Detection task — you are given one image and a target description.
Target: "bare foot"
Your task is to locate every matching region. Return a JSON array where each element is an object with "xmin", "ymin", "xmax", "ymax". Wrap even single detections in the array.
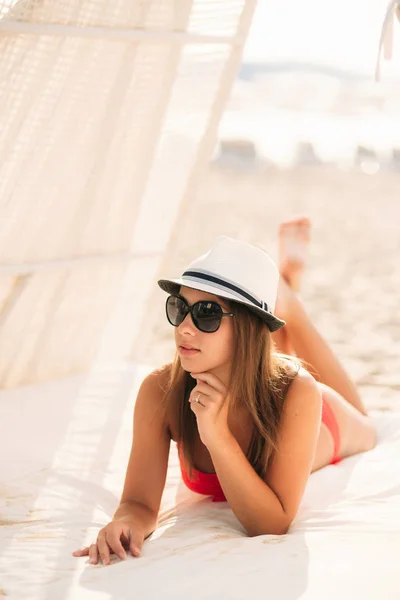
[{"xmin": 278, "ymin": 217, "xmax": 311, "ymax": 292}]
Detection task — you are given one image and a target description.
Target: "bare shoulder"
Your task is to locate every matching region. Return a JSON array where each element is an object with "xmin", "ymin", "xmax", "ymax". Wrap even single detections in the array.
[
  {"xmin": 134, "ymin": 363, "xmax": 172, "ymax": 424},
  {"xmin": 141, "ymin": 363, "xmax": 172, "ymax": 396},
  {"xmin": 283, "ymin": 367, "xmax": 322, "ymax": 415},
  {"xmin": 139, "ymin": 363, "xmax": 172, "ymax": 398}
]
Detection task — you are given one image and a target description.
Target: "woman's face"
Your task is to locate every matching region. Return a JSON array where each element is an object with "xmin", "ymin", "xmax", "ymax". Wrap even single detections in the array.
[{"xmin": 174, "ymin": 286, "xmax": 235, "ymax": 380}]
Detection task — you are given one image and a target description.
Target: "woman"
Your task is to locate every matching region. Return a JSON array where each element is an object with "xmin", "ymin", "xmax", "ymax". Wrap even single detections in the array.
[{"xmin": 73, "ymin": 218, "xmax": 377, "ymax": 566}]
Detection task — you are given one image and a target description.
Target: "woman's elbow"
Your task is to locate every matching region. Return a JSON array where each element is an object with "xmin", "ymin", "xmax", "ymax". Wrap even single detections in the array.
[
  {"xmin": 247, "ymin": 518, "xmax": 291, "ymax": 537},
  {"xmin": 250, "ymin": 526, "xmax": 289, "ymax": 537}
]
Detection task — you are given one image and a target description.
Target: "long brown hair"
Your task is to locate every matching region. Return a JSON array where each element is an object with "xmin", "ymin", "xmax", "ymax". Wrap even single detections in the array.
[{"xmin": 160, "ymin": 298, "xmax": 303, "ymax": 480}]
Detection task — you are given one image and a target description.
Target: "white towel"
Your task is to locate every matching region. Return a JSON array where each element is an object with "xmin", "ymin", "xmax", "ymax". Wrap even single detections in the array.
[{"xmin": 1, "ymin": 362, "xmax": 400, "ymax": 599}]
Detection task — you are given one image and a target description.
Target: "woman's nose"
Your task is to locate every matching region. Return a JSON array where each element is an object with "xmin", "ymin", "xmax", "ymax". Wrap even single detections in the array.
[{"xmin": 177, "ymin": 311, "xmax": 197, "ymax": 334}]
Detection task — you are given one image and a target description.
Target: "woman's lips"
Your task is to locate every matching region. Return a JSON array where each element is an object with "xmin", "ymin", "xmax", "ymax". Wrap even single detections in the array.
[{"xmin": 179, "ymin": 346, "xmax": 200, "ymax": 356}]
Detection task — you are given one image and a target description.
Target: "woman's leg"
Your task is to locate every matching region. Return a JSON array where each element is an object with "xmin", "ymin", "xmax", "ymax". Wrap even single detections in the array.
[
  {"xmin": 271, "ymin": 326, "xmax": 295, "ymax": 356},
  {"xmin": 272, "ymin": 218, "xmax": 368, "ymax": 416},
  {"xmin": 272, "ymin": 218, "xmax": 311, "ymax": 357}
]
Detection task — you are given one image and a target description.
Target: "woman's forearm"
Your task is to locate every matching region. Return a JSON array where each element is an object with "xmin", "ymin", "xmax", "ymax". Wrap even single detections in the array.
[
  {"xmin": 208, "ymin": 433, "xmax": 290, "ymax": 537},
  {"xmin": 112, "ymin": 500, "xmax": 158, "ymax": 539}
]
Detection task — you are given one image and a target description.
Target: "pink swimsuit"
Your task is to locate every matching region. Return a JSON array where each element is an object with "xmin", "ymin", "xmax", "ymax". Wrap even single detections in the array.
[{"xmin": 178, "ymin": 393, "xmax": 341, "ymax": 502}]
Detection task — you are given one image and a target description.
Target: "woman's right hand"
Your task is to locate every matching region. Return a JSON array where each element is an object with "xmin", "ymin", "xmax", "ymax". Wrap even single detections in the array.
[{"xmin": 72, "ymin": 520, "xmax": 144, "ymax": 565}]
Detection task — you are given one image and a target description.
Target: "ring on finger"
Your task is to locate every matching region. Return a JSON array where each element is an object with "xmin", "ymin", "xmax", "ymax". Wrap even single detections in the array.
[{"xmin": 195, "ymin": 393, "xmax": 202, "ymax": 404}]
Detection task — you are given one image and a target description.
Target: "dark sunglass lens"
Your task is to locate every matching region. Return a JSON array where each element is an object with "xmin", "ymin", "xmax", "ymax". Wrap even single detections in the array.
[
  {"xmin": 193, "ymin": 301, "xmax": 223, "ymax": 332},
  {"xmin": 166, "ymin": 296, "xmax": 187, "ymax": 326}
]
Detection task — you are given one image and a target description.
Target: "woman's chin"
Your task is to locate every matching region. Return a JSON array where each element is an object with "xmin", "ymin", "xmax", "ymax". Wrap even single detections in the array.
[{"xmin": 178, "ymin": 354, "xmax": 204, "ymax": 370}]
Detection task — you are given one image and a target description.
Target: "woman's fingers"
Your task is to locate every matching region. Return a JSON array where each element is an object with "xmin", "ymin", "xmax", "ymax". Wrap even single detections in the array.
[
  {"xmin": 88, "ymin": 543, "xmax": 99, "ymax": 565},
  {"xmin": 128, "ymin": 528, "xmax": 142, "ymax": 557},
  {"xmin": 105, "ymin": 530, "xmax": 126, "ymax": 561},
  {"xmin": 192, "ymin": 382, "xmax": 212, "ymax": 396},
  {"xmin": 191, "ymin": 380, "xmax": 224, "ymax": 402},
  {"xmin": 97, "ymin": 533, "xmax": 111, "ymax": 565},
  {"xmin": 190, "ymin": 386, "xmax": 211, "ymax": 405},
  {"xmin": 73, "ymin": 524, "xmax": 144, "ymax": 565},
  {"xmin": 191, "ymin": 372, "xmax": 226, "ymax": 393},
  {"xmin": 72, "ymin": 547, "xmax": 89, "ymax": 557}
]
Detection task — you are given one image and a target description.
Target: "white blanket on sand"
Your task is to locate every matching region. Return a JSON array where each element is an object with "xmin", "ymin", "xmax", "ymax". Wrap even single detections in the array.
[{"xmin": 1, "ymin": 362, "xmax": 400, "ymax": 600}]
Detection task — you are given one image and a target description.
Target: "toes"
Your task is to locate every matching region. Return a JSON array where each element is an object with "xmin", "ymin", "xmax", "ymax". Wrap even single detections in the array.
[
  {"xmin": 279, "ymin": 219, "xmax": 297, "ymax": 234},
  {"xmin": 279, "ymin": 218, "xmax": 305, "ymax": 231},
  {"xmin": 279, "ymin": 217, "xmax": 311, "ymax": 241},
  {"xmin": 299, "ymin": 216, "xmax": 311, "ymax": 227},
  {"xmin": 299, "ymin": 217, "xmax": 311, "ymax": 237}
]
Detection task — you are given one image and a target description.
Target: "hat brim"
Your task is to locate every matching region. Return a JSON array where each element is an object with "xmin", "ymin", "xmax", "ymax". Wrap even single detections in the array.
[{"xmin": 158, "ymin": 278, "xmax": 286, "ymax": 333}]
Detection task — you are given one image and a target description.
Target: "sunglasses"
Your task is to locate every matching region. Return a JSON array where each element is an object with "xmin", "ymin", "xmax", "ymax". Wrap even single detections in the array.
[{"xmin": 165, "ymin": 294, "xmax": 234, "ymax": 333}]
